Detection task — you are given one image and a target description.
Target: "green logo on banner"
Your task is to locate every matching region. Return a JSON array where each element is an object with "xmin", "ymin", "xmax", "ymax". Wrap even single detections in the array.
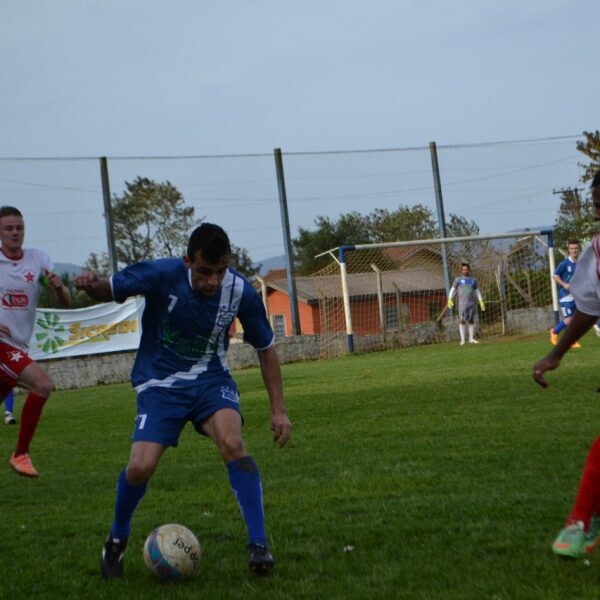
[{"xmin": 35, "ymin": 313, "xmax": 66, "ymax": 354}]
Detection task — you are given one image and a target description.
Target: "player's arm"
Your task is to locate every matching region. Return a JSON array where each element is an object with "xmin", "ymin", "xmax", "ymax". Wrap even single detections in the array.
[
  {"xmin": 553, "ymin": 272, "xmax": 570, "ymax": 291},
  {"xmin": 256, "ymin": 345, "xmax": 291, "ymax": 448},
  {"xmin": 533, "ymin": 310, "xmax": 597, "ymax": 388},
  {"xmin": 44, "ymin": 270, "xmax": 71, "ymax": 308},
  {"xmin": 447, "ymin": 286, "xmax": 456, "ymax": 308},
  {"xmin": 475, "ymin": 288, "xmax": 485, "ymax": 310},
  {"xmin": 74, "ymin": 271, "xmax": 114, "ymax": 302}
]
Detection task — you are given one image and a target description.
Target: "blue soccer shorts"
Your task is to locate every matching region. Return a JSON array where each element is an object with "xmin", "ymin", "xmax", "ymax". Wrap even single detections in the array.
[
  {"xmin": 131, "ymin": 378, "xmax": 243, "ymax": 447},
  {"xmin": 559, "ymin": 298, "xmax": 576, "ymax": 319}
]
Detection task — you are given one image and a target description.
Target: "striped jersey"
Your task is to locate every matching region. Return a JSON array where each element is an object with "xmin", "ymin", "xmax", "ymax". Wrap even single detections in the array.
[
  {"xmin": 110, "ymin": 258, "xmax": 274, "ymax": 392},
  {"xmin": 554, "ymin": 256, "xmax": 577, "ymax": 300}
]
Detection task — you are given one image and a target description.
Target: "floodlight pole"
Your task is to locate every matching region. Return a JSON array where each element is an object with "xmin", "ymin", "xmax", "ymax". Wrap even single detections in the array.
[{"xmin": 429, "ymin": 142, "xmax": 452, "ymax": 305}]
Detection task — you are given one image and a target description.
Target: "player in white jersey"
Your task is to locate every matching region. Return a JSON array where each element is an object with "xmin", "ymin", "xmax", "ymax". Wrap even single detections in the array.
[
  {"xmin": 533, "ymin": 171, "xmax": 600, "ymax": 559},
  {"xmin": 0, "ymin": 206, "xmax": 71, "ymax": 477},
  {"xmin": 74, "ymin": 223, "xmax": 291, "ymax": 579}
]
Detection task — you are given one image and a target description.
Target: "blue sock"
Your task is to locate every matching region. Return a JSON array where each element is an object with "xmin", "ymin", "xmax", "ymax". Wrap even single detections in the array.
[
  {"xmin": 4, "ymin": 390, "xmax": 14, "ymax": 413},
  {"xmin": 227, "ymin": 456, "xmax": 267, "ymax": 547},
  {"xmin": 553, "ymin": 321, "xmax": 566, "ymax": 334},
  {"xmin": 111, "ymin": 469, "xmax": 148, "ymax": 540}
]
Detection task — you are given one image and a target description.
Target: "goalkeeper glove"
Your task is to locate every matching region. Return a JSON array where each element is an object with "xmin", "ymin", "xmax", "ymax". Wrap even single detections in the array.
[
  {"xmin": 479, "ymin": 300, "xmax": 485, "ymax": 311},
  {"xmin": 447, "ymin": 298, "xmax": 454, "ymax": 309}
]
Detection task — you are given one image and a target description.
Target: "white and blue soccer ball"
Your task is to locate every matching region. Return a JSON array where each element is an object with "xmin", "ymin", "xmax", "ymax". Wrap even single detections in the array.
[{"xmin": 143, "ymin": 523, "xmax": 201, "ymax": 580}]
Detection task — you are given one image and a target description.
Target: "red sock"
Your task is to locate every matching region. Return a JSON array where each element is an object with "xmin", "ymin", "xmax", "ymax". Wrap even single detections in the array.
[
  {"xmin": 15, "ymin": 392, "xmax": 48, "ymax": 456},
  {"xmin": 568, "ymin": 436, "xmax": 600, "ymax": 528}
]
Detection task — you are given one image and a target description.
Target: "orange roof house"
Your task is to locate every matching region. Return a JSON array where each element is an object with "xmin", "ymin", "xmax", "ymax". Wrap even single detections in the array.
[{"xmin": 257, "ymin": 246, "xmax": 447, "ymax": 337}]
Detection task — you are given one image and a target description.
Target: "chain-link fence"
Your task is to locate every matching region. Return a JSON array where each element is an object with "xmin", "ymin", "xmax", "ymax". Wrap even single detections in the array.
[{"xmin": 0, "ymin": 135, "xmax": 584, "ymax": 275}]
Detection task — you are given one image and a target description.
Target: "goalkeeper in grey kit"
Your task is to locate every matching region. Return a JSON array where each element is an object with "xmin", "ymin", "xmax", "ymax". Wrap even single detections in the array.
[{"xmin": 447, "ymin": 262, "xmax": 485, "ymax": 345}]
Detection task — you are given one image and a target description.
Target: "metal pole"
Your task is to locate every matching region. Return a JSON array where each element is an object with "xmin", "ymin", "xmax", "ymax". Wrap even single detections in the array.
[
  {"xmin": 99, "ymin": 157, "xmax": 118, "ymax": 274},
  {"xmin": 546, "ymin": 230, "xmax": 559, "ymax": 325},
  {"xmin": 273, "ymin": 148, "xmax": 301, "ymax": 335},
  {"xmin": 429, "ymin": 142, "xmax": 452, "ymax": 304},
  {"xmin": 371, "ymin": 263, "xmax": 385, "ymax": 333}
]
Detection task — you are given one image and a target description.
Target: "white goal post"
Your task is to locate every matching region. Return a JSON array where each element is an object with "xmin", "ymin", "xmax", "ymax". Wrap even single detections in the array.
[{"xmin": 311, "ymin": 229, "xmax": 559, "ymax": 355}]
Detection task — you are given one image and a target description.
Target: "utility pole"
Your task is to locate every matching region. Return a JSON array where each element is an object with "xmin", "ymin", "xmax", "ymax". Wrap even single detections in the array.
[
  {"xmin": 552, "ymin": 186, "xmax": 584, "ymax": 196},
  {"xmin": 552, "ymin": 186, "xmax": 585, "ymax": 221}
]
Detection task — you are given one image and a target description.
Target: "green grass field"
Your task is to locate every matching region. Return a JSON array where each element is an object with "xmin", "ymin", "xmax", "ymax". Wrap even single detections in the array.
[{"xmin": 3, "ymin": 332, "xmax": 600, "ymax": 599}]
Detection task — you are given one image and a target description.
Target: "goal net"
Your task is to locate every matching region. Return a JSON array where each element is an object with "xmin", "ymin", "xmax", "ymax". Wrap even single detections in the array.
[{"xmin": 309, "ymin": 231, "xmax": 556, "ymax": 358}]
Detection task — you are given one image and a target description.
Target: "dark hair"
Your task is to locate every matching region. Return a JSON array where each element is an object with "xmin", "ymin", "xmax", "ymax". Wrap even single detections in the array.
[
  {"xmin": 461, "ymin": 262, "xmax": 470, "ymax": 269},
  {"xmin": 187, "ymin": 223, "xmax": 231, "ymax": 263},
  {"xmin": 567, "ymin": 239, "xmax": 580, "ymax": 246},
  {"xmin": 0, "ymin": 206, "xmax": 23, "ymax": 219},
  {"xmin": 591, "ymin": 171, "xmax": 600, "ymax": 189}
]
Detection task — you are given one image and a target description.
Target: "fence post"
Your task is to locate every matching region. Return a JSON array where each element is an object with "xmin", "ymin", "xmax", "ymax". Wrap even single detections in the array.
[
  {"xmin": 99, "ymin": 157, "xmax": 118, "ymax": 273},
  {"xmin": 273, "ymin": 148, "xmax": 301, "ymax": 335},
  {"xmin": 429, "ymin": 142, "xmax": 452, "ymax": 305}
]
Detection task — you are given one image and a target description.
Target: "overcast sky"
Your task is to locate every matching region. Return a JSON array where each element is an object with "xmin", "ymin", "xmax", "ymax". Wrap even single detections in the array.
[{"xmin": 1, "ymin": 1, "xmax": 598, "ymax": 264}]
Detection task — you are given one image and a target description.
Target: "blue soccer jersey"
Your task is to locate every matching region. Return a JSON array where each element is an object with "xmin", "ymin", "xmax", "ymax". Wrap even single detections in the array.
[
  {"xmin": 554, "ymin": 257, "xmax": 577, "ymax": 300},
  {"xmin": 110, "ymin": 258, "xmax": 274, "ymax": 393}
]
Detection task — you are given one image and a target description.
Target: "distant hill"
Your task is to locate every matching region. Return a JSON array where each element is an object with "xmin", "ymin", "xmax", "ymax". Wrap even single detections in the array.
[
  {"xmin": 54, "ymin": 262, "xmax": 83, "ymax": 276},
  {"xmin": 254, "ymin": 255, "xmax": 286, "ymax": 276}
]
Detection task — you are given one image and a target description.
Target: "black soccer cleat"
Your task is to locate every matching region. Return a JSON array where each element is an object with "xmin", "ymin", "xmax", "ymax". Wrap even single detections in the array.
[
  {"xmin": 100, "ymin": 534, "xmax": 128, "ymax": 579},
  {"xmin": 248, "ymin": 543, "xmax": 275, "ymax": 575}
]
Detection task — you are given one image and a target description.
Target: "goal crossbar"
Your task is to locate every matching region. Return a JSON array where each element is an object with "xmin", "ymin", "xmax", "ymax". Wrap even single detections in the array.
[{"xmin": 312, "ymin": 229, "xmax": 557, "ymax": 354}]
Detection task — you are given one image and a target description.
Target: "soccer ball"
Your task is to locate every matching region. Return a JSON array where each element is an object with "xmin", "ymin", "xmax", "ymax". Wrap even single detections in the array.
[{"xmin": 143, "ymin": 523, "xmax": 201, "ymax": 580}]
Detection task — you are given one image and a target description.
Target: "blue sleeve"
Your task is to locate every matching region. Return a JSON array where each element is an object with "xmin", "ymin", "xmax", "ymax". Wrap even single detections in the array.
[
  {"xmin": 554, "ymin": 260, "xmax": 566, "ymax": 278},
  {"xmin": 111, "ymin": 260, "xmax": 165, "ymax": 303},
  {"xmin": 237, "ymin": 283, "xmax": 274, "ymax": 350}
]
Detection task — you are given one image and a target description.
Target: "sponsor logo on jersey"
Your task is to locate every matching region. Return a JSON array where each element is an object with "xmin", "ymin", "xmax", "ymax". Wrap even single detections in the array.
[
  {"xmin": 216, "ymin": 308, "xmax": 237, "ymax": 328},
  {"xmin": 220, "ymin": 386, "xmax": 240, "ymax": 404},
  {"xmin": 2, "ymin": 292, "xmax": 29, "ymax": 308}
]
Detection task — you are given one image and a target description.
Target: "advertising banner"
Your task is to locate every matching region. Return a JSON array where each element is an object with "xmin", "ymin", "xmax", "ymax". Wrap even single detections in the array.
[{"xmin": 28, "ymin": 297, "xmax": 144, "ymax": 361}]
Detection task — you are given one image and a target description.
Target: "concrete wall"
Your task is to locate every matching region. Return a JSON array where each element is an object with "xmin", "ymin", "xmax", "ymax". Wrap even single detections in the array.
[{"xmin": 40, "ymin": 306, "xmax": 554, "ymax": 391}]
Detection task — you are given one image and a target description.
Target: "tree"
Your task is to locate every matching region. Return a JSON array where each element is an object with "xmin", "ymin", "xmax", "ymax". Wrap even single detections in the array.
[
  {"xmin": 576, "ymin": 130, "xmax": 600, "ymax": 184},
  {"xmin": 445, "ymin": 214, "xmax": 479, "ymax": 238},
  {"xmin": 86, "ymin": 178, "xmax": 259, "ymax": 279},
  {"xmin": 84, "ymin": 251, "xmax": 111, "ymax": 277},
  {"xmin": 292, "ymin": 204, "xmax": 479, "ymax": 274},
  {"xmin": 367, "ymin": 205, "xmax": 438, "ymax": 242},
  {"xmin": 553, "ymin": 130, "xmax": 600, "ymax": 250},
  {"xmin": 111, "ymin": 177, "xmax": 199, "ymax": 266},
  {"xmin": 553, "ymin": 188, "xmax": 597, "ymax": 251},
  {"xmin": 293, "ymin": 212, "xmax": 372, "ymax": 274},
  {"xmin": 231, "ymin": 244, "xmax": 260, "ymax": 278}
]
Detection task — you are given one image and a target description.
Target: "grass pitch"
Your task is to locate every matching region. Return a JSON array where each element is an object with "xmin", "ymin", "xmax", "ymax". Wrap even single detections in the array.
[{"xmin": 2, "ymin": 332, "xmax": 600, "ymax": 599}]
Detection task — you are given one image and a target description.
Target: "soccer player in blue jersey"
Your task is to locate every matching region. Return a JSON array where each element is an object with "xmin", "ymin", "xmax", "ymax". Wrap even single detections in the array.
[
  {"xmin": 74, "ymin": 223, "xmax": 291, "ymax": 579},
  {"xmin": 550, "ymin": 239, "xmax": 582, "ymax": 348},
  {"xmin": 447, "ymin": 263, "xmax": 485, "ymax": 345}
]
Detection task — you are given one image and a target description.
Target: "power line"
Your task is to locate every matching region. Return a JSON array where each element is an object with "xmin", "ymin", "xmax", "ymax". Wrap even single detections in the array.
[{"xmin": 0, "ymin": 134, "xmax": 582, "ymax": 161}]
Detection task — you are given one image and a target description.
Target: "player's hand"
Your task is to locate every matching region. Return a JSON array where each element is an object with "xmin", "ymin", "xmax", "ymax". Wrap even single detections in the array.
[
  {"xmin": 479, "ymin": 301, "xmax": 485, "ymax": 311},
  {"xmin": 532, "ymin": 355, "xmax": 561, "ymax": 388},
  {"xmin": 271, "ymin": 411, "xmax": 291, "ymax": 448},
  {"xmin": 0, "ymin": 322, "xmax": 11, "ymax": 338},
  {"xmin": 447, "ymin": 299, "xmax": 454, "ymax": 309},
  {"xmin": 44, "ymin": 270, "xmax": 63, "ymax": 290},
  {"xmin": 74, "ymin": 271, "xmax": 99, "ymax": 291}
]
